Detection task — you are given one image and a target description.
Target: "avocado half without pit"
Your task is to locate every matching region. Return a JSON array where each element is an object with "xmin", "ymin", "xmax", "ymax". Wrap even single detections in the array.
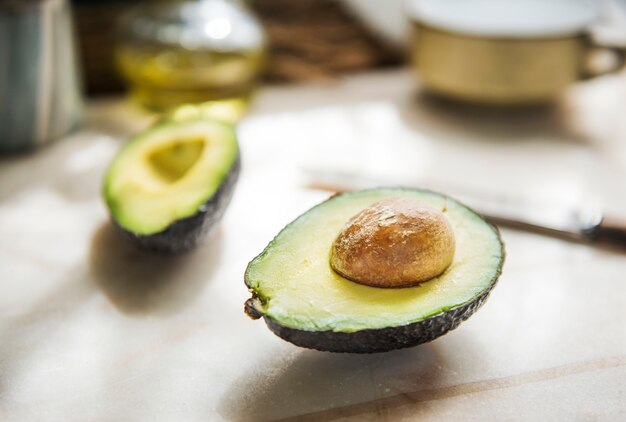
[
  {"xmin": 103, "ymin": 118, "xmax": 240, "ymax": 252},
  {"xmin": 244, "ymin": 188, "xmax": 505, "ymax": 353}
]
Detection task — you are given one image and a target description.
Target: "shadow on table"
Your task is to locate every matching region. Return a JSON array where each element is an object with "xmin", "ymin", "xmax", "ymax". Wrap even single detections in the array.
[
  {"xmin": 89, "ymin": 222, "xmax": 223, "ymax": 316},
  {"xmin": 400, "ymin": 91, "xmax": 584, "ymax": 146},
  {"xmin": 218, "ymin": 343, "xmax": 448, "ymax": 422}
]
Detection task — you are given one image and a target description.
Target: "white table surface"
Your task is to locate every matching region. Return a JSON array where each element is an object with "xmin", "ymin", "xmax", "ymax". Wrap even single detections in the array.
[{"xmin": 1, "ymin": 69, "xmax": 626, "ymax": 421}]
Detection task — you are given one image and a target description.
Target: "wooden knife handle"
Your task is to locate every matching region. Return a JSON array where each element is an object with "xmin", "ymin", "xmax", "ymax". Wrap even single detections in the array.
[{"xmin": 594, "ymin": 215, "xmax": 626, "ymax": 245}]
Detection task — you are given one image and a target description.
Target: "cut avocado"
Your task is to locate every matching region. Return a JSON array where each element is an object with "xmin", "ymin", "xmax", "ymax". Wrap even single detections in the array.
[
  {"xmin": 244, "ymin": 188, "xmax": 504, "ymax": 353},
  {"xmin": 103, "ymin": 118, "xmax": 240, "ymax": 252}
]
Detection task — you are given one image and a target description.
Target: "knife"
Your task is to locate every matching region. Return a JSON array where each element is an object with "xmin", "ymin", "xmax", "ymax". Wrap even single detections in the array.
[{"xmin": 302, "ymin": 169, "xmax": 626, "ymax": 247}]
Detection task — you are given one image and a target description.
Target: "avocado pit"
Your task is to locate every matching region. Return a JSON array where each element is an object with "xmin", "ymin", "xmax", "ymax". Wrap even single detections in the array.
[{"xmin": 330, "ymin": 197, "xmax": 456, "ymax": 288}]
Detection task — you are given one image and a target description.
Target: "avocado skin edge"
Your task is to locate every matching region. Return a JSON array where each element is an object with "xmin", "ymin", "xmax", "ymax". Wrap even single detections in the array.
[
  {"xmin": 114, "ymin": 152, "xmax": 241, "ymax": 253},
  {"xmin": 245, "ymin": 187, "xmax": 505, "ymax": 353},
  {"xmin": 262, "ymin": 271, "xmax": 499, "ymax": 353}
]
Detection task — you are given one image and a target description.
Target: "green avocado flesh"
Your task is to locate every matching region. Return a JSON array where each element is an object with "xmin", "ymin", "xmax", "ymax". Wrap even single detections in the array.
[
  {"xmin": 104, "ymin": 119, "xmax": 238, "ymax": 235},
  {"xmin": 245, "ymin": 188, "xmax": 504, "ymax": 334}
]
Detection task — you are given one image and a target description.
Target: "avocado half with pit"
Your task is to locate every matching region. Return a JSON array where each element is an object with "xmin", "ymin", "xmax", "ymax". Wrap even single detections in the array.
[
  {"xmin": 244, "ymin": 188, "xmax": 505, "ymax": 353},
  {"xmin": 103, "ymin": 118, "xmax": 240, "ymax": 252}
]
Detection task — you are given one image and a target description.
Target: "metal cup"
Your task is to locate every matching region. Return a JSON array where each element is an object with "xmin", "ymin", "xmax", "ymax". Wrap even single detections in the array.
[
  {"xmin": 0, "ymin": 0, "xmax": 82, "ymax": 152},
  {"xmin": 408, "ymin": 0, "xmax": 625, "ymax": 105}
]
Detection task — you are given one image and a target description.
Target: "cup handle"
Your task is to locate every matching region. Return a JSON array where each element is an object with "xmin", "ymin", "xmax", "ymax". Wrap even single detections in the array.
[
  {"xmin": 582, "ymin": 35, "xmax": 626, "ymax": 79},
  {"xmin": 594, "ymin": 214, "xmax": 626, "ymax": 246}
]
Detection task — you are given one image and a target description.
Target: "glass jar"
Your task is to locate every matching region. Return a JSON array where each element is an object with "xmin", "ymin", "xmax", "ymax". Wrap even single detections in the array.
[{"xmin": 115, "ymin": 0, "xmax": 266, "ymax": 119}]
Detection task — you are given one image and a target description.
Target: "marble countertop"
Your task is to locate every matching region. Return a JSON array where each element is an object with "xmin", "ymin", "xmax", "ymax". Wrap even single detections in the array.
[{"xmin": 1, "ymin": 70, "xmax": 626, "ymax": 421}]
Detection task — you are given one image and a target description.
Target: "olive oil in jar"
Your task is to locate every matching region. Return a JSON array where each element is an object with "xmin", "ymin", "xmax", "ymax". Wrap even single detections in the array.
[{"xmin": 115, "ymin": 0, "xmax": 265, "ymax": 117}]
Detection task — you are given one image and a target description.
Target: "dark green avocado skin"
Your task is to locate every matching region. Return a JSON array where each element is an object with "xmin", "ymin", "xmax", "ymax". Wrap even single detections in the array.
[
  {"xmin": 115, "ymin": 153, "xmax": 240, "ymax": 253},
  {"xmin": 262, "ymin": 278, "xmax": 498, "ymax": 353}
]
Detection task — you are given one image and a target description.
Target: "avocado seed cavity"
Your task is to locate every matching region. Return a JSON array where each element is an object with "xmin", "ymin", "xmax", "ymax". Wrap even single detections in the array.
[{"xmin": 330, "ymin": 197, "xmax": 456, "ymax": 288}]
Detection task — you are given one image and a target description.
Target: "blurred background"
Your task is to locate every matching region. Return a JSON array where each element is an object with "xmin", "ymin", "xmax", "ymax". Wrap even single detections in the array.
[
  {"xmin": 71, "ymin": 0, "xmax": 626, "ymax": 94},
  {"xmin": 73, "ymin": 0, "xmax": 402, "ymax": 96},
  {"xmin": 4, "ymin": 0, "xmax": 626, "ymax": 146}
]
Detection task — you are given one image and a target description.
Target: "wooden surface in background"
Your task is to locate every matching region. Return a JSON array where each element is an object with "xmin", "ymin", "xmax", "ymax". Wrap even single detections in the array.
[{"xmin": 73, "ymin": 0, "xmax": 400, "ymax": 95}]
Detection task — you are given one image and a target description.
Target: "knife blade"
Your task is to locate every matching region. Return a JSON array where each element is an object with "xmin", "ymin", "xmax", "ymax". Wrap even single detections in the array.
[{"xmin": 302, "ymin": 169, "xmax": 626, "ymax": 247}]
